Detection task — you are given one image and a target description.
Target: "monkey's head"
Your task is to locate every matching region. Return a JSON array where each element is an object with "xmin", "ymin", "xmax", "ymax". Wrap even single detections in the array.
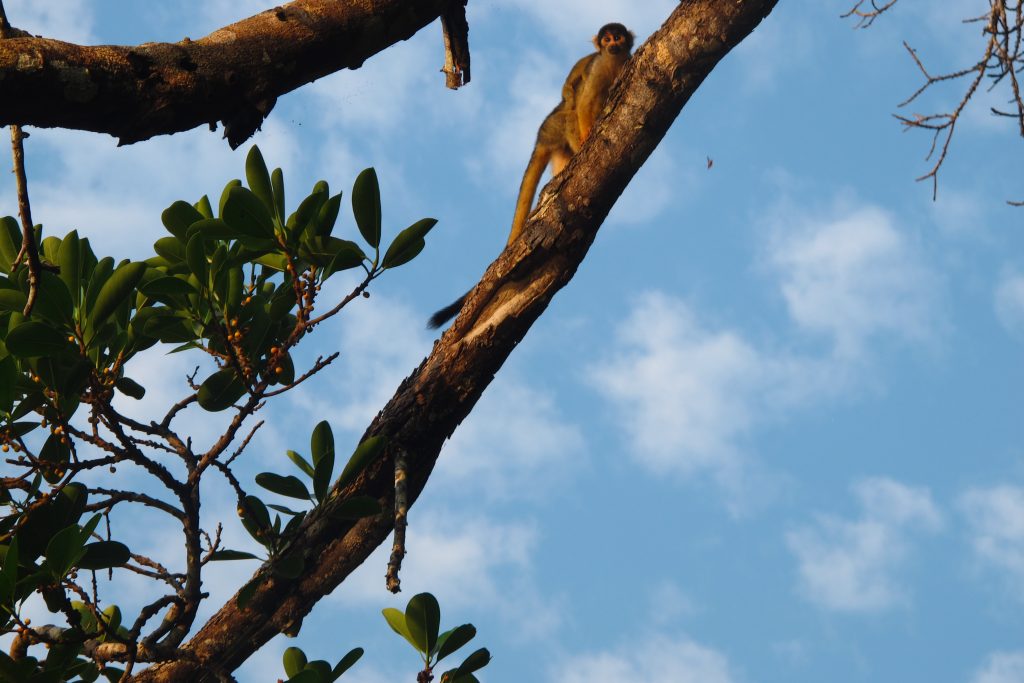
[{"xmin": 593, "ymin": 22, "xmax": 634, "ymax": 56}]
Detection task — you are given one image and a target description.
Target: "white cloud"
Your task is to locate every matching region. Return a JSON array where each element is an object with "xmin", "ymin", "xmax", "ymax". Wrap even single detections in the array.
[
  {"xmin": 333, "ymin": 509, "xmax": 560, "ymax": 639},
  {"xmin": 765, "ymin": 200, "xmax": 939, "ymax": 358},
  {"xmin": 960, "ymin": 484, "xmax": 1024, "ymax": 597},
  {"xmin": 586, "ymin": 291, "xmax": 836, "ymax": 508},
  {"xmin": 971, "ymin": 651, "xmax": 1024, "ymax": 683},
  {"xmin": 549, "ymin": 634, "xmax": 736, "ymax": 683},
  {"xmin": 786, "ymin": 477, "xmax": 942, "ymax": 613},
  {"xmin": 500, "ymin": 1, "xmax": 676, "ymax": 51},
  {"xmin": 194, "ymin": 0, "xmax": 275, "ymax": 32},
  {"xmin": 4, "ymin": 0, "xmax": 95, "ymax": 42},
  {"xmin": 646, "ymin": 579, "xmax": 697, "ymax": 625},
  {"xmin": 587, "ymin": 292, "xmax": 760, "ymax": 481},
  {"xmin": 436, "ymin": 376, "xmax": 585, "ymax": 501},
  {"xmin": 479, "ymin": 48, "xmax": 570, "ymax": 182},
  {"xmin": 994, "ymin": 272, "xmax": 1024, "ymax": 339},
  {"xmin": 927, "ymin": 189, "xmax": 990, "ymax": 239},
  {"xmin": 307, "ymin": 36, "xmax": 438, "ymax": 133},
  {"xmin": 731, "ymin": 9, "xmax": 815, "ymax": 92},
  {"xmin": 21, "ymin": 121, "xmax": 299, "ymax": 261},
  {"xmin": 605, "ymin": 149, "xmax": 682, "ymax": 227},
  {"xmin": 287, "ymin": 289, "xmax": 430, "ymax": 434}
]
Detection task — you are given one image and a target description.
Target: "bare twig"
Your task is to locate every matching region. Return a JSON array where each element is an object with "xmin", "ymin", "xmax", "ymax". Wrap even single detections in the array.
[
  {"xmin": 848, "ymin": 0, "xmax": 1024, "ymax": 202},
  {"xmin": 842, "ymin": 0, "xmax": 900, "ymax": 28},
  {"xmin": 440, "ymin": 0, "xmax": 471, "ymax": 89},
  {"xmin": 385, "ymin": 449, "xmax": 408, "ymax": 593}
]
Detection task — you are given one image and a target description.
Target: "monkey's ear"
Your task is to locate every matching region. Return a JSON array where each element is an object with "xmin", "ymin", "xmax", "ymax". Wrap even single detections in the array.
[{"xmin": 591, "ymin": 34, "xmax": 600, "ymax": 49}]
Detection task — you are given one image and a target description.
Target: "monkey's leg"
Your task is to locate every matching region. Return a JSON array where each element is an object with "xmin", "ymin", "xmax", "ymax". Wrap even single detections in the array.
[{"xmin": 550, "ymin": 150, "xmax": 571, "ymax": 175}]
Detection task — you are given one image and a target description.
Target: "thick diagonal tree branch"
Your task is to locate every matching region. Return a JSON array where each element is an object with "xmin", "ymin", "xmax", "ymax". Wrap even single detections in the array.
[
  {"xmin": 132, "ymin": 1, "xmax": 779, "ymax": 681},
  {"xmin": 0, "ymin": 0, "xmax": 456, "ymax": 147}
]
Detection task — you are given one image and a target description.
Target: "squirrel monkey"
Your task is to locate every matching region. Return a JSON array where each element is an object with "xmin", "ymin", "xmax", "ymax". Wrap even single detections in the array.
[
  {"xmin": 508, "ymin": 22, "xmax": 634, "ymax": 245},
  {"xmin": 427, "ymin": 23, "xmax": 633, "ymax": 330}
]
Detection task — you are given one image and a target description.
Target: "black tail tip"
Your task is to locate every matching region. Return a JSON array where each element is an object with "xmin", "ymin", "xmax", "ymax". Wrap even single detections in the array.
[{"xmin": 427, "ymin": 295, "xmax": 467, "ymax": 329}]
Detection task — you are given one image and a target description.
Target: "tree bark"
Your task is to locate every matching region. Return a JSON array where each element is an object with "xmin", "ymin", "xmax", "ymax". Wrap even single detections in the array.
[
  {"xmin": 0, "ymin": 0, "xmax": 454, "ymax": 146},
  {"xmin": 131, "ymin": 0, "xmax": 779, "ymax": 680}
]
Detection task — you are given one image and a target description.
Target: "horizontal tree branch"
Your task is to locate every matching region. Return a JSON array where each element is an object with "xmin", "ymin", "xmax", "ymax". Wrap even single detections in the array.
[
  {"xmin": 131, "ymin": 0, "xmax": 779, "ymax": 680},
  {"xmin": 0, "ymin": 0, "xmax": 454, "ymax": 146}
]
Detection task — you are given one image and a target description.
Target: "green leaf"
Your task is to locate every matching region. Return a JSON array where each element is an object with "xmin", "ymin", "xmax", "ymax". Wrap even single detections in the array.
[
  {"xmin": 381, "ymin": 218, "xmax": 437, "ymax": 269},
  {"xmin": 32, "ymin": 271, "xmax": 75, "ymax": 326},
  {"xmin": 271, "ymin": 167, "xmax": 286, "ymax": 224},
  {"xmin": 241, "ymin": 495, "xmax": 271, "ymax": 529},
  {"xmin": 153, "ymin": 236, "xmax": 186, "ymax": 264},
  {"xmin": 273, "ymin": 552, "xmax": 304, "ymax": 579},
  {"xmin": 237, "ymin": 575, "xmax": 263, "ymax": 609},
  {"xmin": 331, "ymin": 647, "xmax": 363, "ymax": 680},
  {"xmin": 435, "ymin": 624, "xmax": 476, "ymax": 662},
  {"xmin": 138, "ymin": 276, "xmax": 196, "ymax": 302},
  {"xmin": 58, "ymin": 230, "xmax": 81, "ymax": 308},
  {"xmin": 223, "ymin": 186, "xmax": 276, "ymax": 238},
  {"xmin": 0, "ymin": 355, "xmax": 15, "ymax": 413},
  {"xmin": 286, "ymin": 450, "xmax": 315, "ymax": 478},
  {"xmin": 307, "ymin": 660, "xmax": 332, "ymax": 682},
  {"xmin": 185, "ymin": 233, "xmax": 207, "ymax": 281},
  {"xmin": 441, "ymin": 673, "xmax": 479, "ymax": 683},
  {"xmin": 451, "ymin": 648, "xmax": 491, "ymax": 677},
  {"xmin": 208, "ymin": 550, "xmax": 259, "ymax": 561},
  {"xmin": 316, "ymin": 193, "xmax": 342, "ymax": 238},
  {"xmin": 290, "ymin": 188, "xmax": 327, "ymax": 240},
  {"xmin": 246, "ymin": 146, "xmax": 275, "ymax": 216},
  {"xmin": 46, "ymin": 524, "xmax": 87, "ymax": 578},
  {"xmin": 255, "ymin": 253, "xmax": 289, "ymax": 272},
  {"xmin": 195, "ymin": 194, "xmax": 214, "ymax": 219},
  {"xmin": 285, "ymin": 671, "xmax": 321, "ymax": 683},
  {"xmin": 161, "ymin": 200, "xmax": 204, "ymax": 239},
  {"xmin": 78, "ymin": 541, "xmax": 130, "ymax": 570},
  {"xmin": 283, "ymin": 646, "xmax": 308, "ymax": 678},
  {"xmin": 337, "ymin": 436, "xmax": 384, "ymax": 490},
  {"xmin": 219, "ymin": 179, "xmax": 242, "ymax": 217},
  {"xmin": 405, "ymin": 592, "xmax": 441, "ymax": 656},
  {"xmin": 187, "ymin": 218, "xmax": 238, "ymax": 241},
  {"xmin": 381, "ymin": 608, "xmax": 420, "ymax": 651},
  {"xmin": 268, "ymin": 503, "xmax": 303, "ymax": 516},
  {"xmin": 238, "ymin": 495, "xmax": 273, "ymax": 548},
  {"xmin": 115, "ymin": 377, "xmax": 146, "ymax": 400},
  {"xmin": 84, "ymin": 256, "xmax": 114, "ymax": 316},
  {"xmin": 0, "ymin": 216, "xmax": 20, "ymax": 272},
  {"xmin": 351, "ymin": 168, "xmax": 381, "ymax": 249},
  {"xmin": 0, "ymin": 536, "xmax": 19, "ymax": 606},
  {"xmin": 311, "ymin": 421, "xmax": 334, "ymax": 467},
  {"xmin": 268, "ymin": 351, "xmax": 295, "ymax": 385},
  {"xmin": 39, "ymin": 433, "xmax": 71, "ymax": 484},
  {"xmin": 99, "ymin": 605, "xmax": 122, "ymax": 642},
  {"xmin": 89, "ymin": 262, "xmax": 146, "ymax": 330},
  {"xmin": 0, "ymin": 289, "xmax": 27, "ymax": 313},
  {"xmin": 41, "ymin": 235, "xmax": 62, "ymax": 264},
  {"xmin": 311, "ymin": 421, "xmax": 335, "ymax": 503},
  {"xmin": 255, "ymin": 472, "xmax": 311, "ymax": 500},
  {"xmin": 312, "ymin": 459, "xmax": 333, "ymax": 504},
  {"xmin": 196, "ymin": 369, "xmax": 247, "ymax": 412},
  {"xmin": 323, "ymin": 239, "xmax": 366, "ymax": 278},
  {"xmin": 330, "ymin": 496, "xmax": 381, "ymax": 520},
  {"xmin": 5, "ymin": 321, "xmax": 71, "ymax": 357}
]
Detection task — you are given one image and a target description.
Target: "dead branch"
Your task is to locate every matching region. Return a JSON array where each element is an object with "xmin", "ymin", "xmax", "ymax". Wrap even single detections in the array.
[
  {"xmin": 848, "ymin": 0, "xmax": 1024, "ymax": 201},
  {"xmin": 0, "ymin": 0, "xmax": 460, "ymax": 147}
]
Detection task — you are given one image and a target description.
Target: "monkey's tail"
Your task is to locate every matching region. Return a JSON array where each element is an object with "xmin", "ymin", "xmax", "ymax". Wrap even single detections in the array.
[
  {"xmin": 508, "ymin": 147, "xmax": 551, "ymax": 245},
  {"xmin": 427, "ymin": 292, "xmax": 469, "ymax": 329}
]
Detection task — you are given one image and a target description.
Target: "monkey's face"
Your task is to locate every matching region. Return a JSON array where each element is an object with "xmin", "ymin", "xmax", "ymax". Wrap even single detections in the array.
[{"xmin": 595, "ymin": 23, "xmax": 634, "ymax": 55}]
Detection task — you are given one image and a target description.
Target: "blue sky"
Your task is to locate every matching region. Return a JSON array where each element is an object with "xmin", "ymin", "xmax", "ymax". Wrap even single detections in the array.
[{"xmin": 2, "ymin": 1, "xmax": 1024, "ymax": 682}]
